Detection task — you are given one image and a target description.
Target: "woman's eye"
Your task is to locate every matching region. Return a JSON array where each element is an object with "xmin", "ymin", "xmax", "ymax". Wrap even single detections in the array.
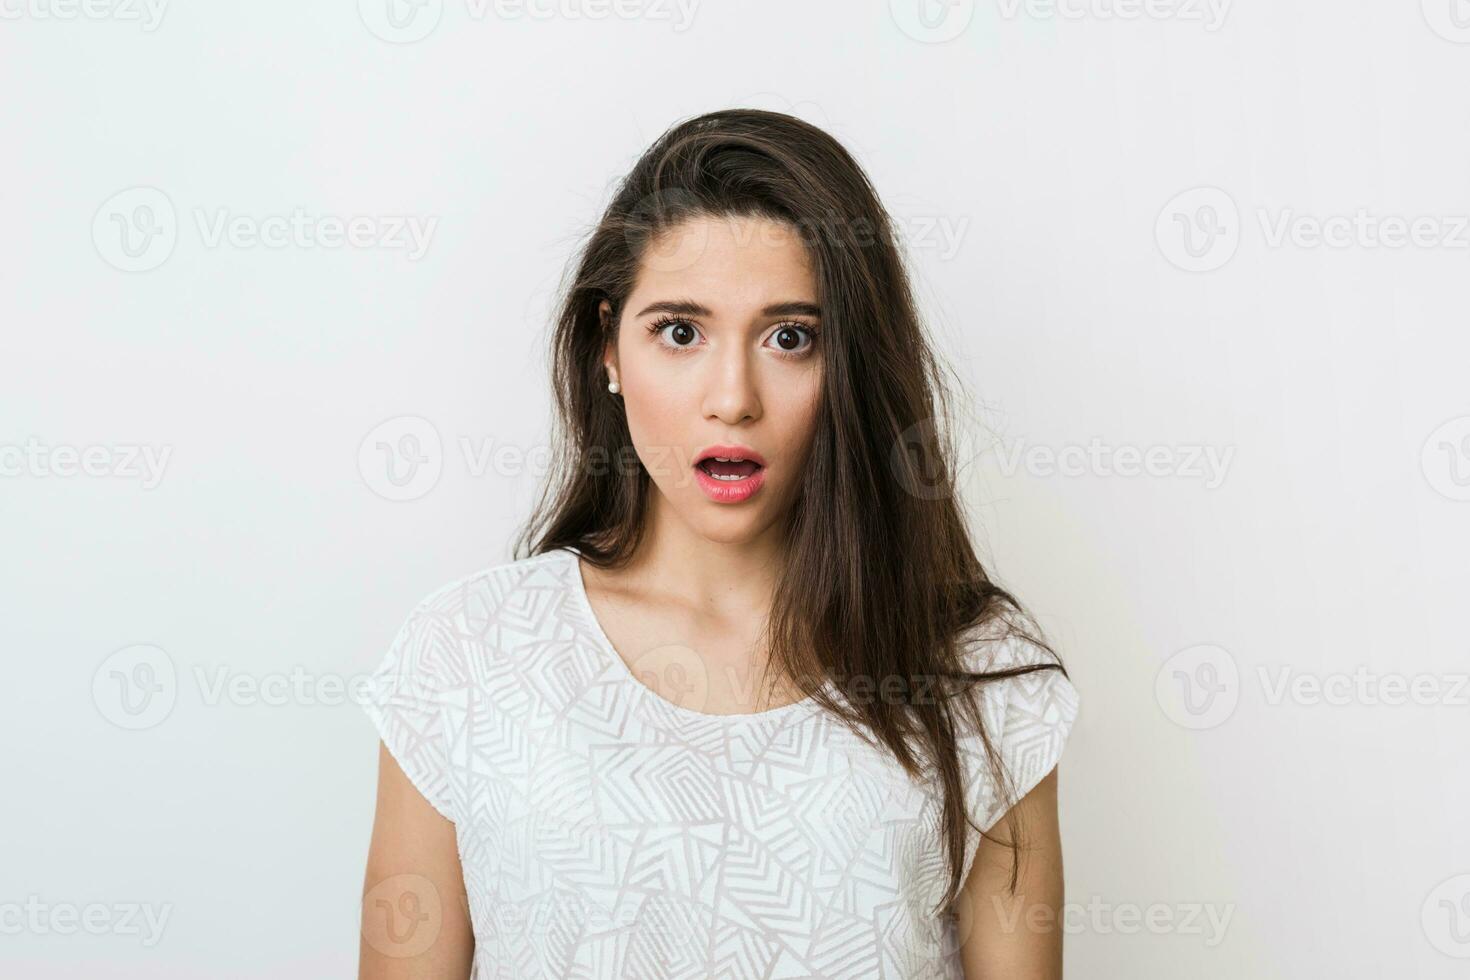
[
  {"xmin": 652, "ymin": 319, "xmax": 702, "ymax": 349},
  {"xmin": 767, "ymin": 324, "xmax": 816, "ymax": 355}
]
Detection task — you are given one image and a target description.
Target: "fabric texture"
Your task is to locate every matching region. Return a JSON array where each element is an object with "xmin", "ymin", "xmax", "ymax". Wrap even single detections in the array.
[{"xmin": 363, "ymin": 547, "xmax": 1079, "ymax": 979}]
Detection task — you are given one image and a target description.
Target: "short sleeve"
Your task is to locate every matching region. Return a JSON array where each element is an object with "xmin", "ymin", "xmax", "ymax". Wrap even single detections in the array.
[
  {"xmin": 361, "ymin": 587, "xmax": 464, "ymax": 825},
  {"xmin": 958, "ymin": 632, "xmax": 1080, "ymax": 836}
]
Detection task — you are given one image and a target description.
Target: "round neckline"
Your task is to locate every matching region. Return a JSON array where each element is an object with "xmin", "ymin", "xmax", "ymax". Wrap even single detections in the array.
[{"xmin": 558, "ymin": 547, "xmax": 829, "ymax": 723}]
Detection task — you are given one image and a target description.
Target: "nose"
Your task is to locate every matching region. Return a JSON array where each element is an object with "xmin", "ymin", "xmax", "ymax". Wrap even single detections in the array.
[{"xmin": 700, "ymin": 346, "xmax": 762, "ymax": 425}]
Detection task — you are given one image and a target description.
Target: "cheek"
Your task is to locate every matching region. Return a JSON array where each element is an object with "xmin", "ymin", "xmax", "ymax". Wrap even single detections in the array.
[
  {"xmin": 620, "ymin": 361, "xmax": 692, "ymax": 476},
  {"xmin": 788, "ymin": 365, "xmax": 824, "ymax": 421},
  {"xmin": 768, "ymin": 369, "xmax": 824, "ymax": 464}
]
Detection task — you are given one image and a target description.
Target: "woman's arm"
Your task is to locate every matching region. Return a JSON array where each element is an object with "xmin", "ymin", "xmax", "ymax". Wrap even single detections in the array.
[
  {"xmin": 958, "ymin": 765, "xmax": 1066, "ymax": 980},
  {"xmin": 359, "ymin": 743, "xmax": 475, "ymax": 979}
]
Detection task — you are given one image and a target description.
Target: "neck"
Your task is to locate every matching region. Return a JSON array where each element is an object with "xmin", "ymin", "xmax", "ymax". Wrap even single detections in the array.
[{"xmin": 625, "ymin": 491, "xmax": 788, "ymax": 618}]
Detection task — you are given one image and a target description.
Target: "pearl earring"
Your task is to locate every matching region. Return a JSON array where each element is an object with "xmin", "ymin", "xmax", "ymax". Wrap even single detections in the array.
[{"xmin": 607, "ymin": 380, "xmax": 621, "ymax": 394}]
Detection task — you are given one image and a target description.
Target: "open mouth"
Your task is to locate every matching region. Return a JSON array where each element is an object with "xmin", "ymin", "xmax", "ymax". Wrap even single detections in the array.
[
  {"xmin": 691, "ymin": 446, "xmax": 768, "ymax": 503},
  {"xmin": 695, "ymin": 456, "xmax": 764, "ymax": 481}
]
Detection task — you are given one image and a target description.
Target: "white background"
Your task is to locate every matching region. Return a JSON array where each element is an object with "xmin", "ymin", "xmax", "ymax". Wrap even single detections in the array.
[{"xmin": 3, "ymin": 1, "xmax": 1469, "ymax": 977}]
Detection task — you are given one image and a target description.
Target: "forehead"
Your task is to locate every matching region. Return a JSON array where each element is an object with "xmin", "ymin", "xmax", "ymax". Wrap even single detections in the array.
[{"xmin": 630, "ymin": 214, "xmax": 817, "ymax": 312}]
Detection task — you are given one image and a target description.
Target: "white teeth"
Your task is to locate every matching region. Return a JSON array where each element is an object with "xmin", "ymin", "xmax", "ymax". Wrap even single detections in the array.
[
  {"xmin": 699, "ymin": 453, "xmax": 760, "ymax": 479},
  {"xmin": 699, "ymin": 457, "xmax": 752, "ymax": 481}
]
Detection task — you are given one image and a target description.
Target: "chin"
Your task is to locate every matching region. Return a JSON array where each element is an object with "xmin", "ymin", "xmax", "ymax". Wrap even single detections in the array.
[{"xmin": 672, "ymin": 494, "xmax": 782, "ymax": 547}]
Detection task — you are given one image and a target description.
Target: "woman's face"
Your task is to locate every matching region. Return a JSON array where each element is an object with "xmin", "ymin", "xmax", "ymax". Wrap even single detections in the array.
[{"xmin": 600, "ymin": 214, "xmax": 824, "ymax": 546}]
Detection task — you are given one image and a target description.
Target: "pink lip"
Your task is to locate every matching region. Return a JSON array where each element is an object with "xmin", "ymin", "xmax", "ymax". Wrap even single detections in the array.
[{"xmin": 692, "ymin": 443, "xmax": 767, "ymax": 504}]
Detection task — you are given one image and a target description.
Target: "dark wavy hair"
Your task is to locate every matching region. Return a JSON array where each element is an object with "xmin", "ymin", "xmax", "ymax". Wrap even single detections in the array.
[{"xmin": 513, "ymin": 108, "xmax": 1069, "ymax": 915}]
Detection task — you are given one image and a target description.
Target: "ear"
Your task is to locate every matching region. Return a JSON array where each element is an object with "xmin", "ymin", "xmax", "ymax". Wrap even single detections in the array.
[{"xmin": 598, "ymin": 300, "xmax": 619, "ymax": 377}]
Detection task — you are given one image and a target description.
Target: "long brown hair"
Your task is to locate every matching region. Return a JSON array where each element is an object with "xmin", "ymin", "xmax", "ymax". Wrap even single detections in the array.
[{"xmin": 513, "ymin": 108, "xmax": 1069, "ymax": 915}]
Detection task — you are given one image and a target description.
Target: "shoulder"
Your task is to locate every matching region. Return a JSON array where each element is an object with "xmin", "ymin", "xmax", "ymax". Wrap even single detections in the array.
[
  {"xmin": 957, "ymin": 615, "xmax": 1059, "ymax": 670},
  {"xmin": 374, "ymin": 548, "xmax": 578, "ymax": 679},
  {"xmin": 958, "ymin": 624, "xmax": 1079, "ymax": 726},
  {"xmin": 955, "ymin": 619, "xmax": 1076, "ymax": 710},
  {"xmin": 396, "ymin": 548, "xmax": 577, "ymax": 631}
]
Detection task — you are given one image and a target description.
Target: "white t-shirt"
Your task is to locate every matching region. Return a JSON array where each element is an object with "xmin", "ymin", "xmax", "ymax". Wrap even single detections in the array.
[{"xmin": 363, "ymin": 546, "xmax": 1079, "ymax": 979}]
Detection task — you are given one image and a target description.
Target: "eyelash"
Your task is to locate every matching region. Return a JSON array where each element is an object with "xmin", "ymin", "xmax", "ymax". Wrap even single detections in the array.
[{"xmin": 645, "ymin": 315, "xmax": 820, "ymax": 359}]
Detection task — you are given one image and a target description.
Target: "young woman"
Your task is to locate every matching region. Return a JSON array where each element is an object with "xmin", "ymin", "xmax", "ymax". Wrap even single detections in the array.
[{"xmin": 359, "ymin": 109, "xmax": 1080, "ymax": 979}]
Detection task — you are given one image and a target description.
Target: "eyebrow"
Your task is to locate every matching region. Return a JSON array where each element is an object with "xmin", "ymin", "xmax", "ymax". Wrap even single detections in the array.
[{"xmin": 633, "ymin": 299, "xmax": 821, "ymax": 318}]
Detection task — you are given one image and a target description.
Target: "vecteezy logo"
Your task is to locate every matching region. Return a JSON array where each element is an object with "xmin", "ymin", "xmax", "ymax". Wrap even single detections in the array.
[
  {"xmin": 362, "ymin": 874, "xmax": 442, "ymax": 958},
  {"xmin": 358, "ymin": 0, "xmax": 443, "ymax": 43},
  {"xmin": 890, "ymin": 0, "xmax": 975, "ymax": 43},
  {"xmin": 1421, "ymin": 416, "xmax": 1470, "ymax": 502},
  {"xmin": 93, "ymin": 644, "xmax": 178, "ymax": 730},
  {"xmin": 625, "ymin": 643, "xmax": 710, "ymax": 713},
  {"xmin": 1422, "ymin": 0, "xmax": 1470, "ymax": 43},
  {"xmin": 1155, "ymin": 187, "xmax": 1240, "ymax": 272},
  {"xmin": 93, "ymin": 187, "xmax": 178, "ymax": 272},
  {"xmin": 1421, "ymin": 873, "xmax": 1470, "ymax": 957},
  {"xmin": 1155, "ymin": 643, "xmax": 1239, "ymax": 730},
  {"xmin": 891, "ymin": 417, "xmax": 954, "ymax": 501},
  {"xmin": 358, "ymin": 416, "xmax": 443, "ymax": 502}
]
